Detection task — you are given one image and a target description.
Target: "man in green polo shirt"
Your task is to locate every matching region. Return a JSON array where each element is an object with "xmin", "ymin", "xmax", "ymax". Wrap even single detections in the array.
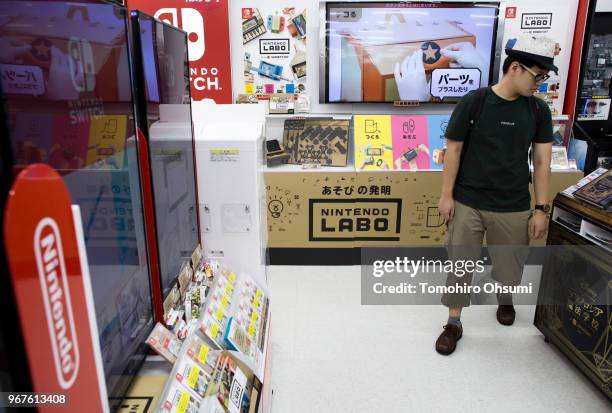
[{"xmin": 435, "ymin": 36, "xmax": 556, "ymax": 355}]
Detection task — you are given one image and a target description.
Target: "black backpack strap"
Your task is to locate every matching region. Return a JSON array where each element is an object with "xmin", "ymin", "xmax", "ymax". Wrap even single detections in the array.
[
  {"xmin": 527, "ymin": 96, "xmax": 542, "ymax": 133},
  {"xmin": 468, "ymin": 87, "xmax": 490, "ymax": 137}
]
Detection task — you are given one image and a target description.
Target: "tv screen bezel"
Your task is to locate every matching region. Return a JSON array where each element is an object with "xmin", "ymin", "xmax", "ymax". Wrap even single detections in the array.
[{"xmin": 319, "ymin": 1, "xmax": 505, "ymax": 104}]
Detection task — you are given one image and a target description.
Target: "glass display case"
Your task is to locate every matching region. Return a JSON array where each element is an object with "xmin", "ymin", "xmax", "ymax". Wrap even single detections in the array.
[
  {"xmin": 0, "ymin": 0, "xmax": 154, "ymax": 405},
  {"xmin": 130, "ymin": 11, "xmax": 200, "ymax": 300},
  {"xmin": 574, "ymin": 10, "xmax": 612, "ymax": 158},
  {"xmin": 535, "ymin": 193, "xmax": 611, "ymax": 399}
]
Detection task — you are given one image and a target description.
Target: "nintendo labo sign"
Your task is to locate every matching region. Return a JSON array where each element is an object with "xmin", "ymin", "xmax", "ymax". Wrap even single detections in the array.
[
  {"xmin": 265, "ymin": 171, "xmax": 584, "ymax": 254},
  {"xmin": 310, "ymin": 199, "xmax": 402, "ymax": 241}
]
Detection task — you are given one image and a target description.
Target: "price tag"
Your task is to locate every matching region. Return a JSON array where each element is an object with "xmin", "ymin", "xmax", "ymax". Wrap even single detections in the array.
[
  {"xmin": 255, "ymin": 288, "xmax": 263, "ymax": 299},
  {"xmin": 187, "ymin": 366, "xmax": 201, "ymax": 388},
  {"xmin": 251, "ymin": 310, "xmax": 258, "ymax": 322},
  {"xmin": 252, "ymin": 295, "xmax": 260, "ymax": 308},
  {"xmin": 210, "ymin": 322, "xmax": 219, "ymax": 338},
  {"xmin": 229, "ymin": 272, "xmax": 236, "ymax": 283},
  {"xmin": 198, "ymin": 345, "xmax": 210, "ymax": 365},
  {"xmin": 248, "ymin": 322, "xmax": 256, "ymax": 338},
  {"xmin": 225, "ymin": 284, "xmax": 233, "ymax": 295},
  {"xmin": 215, "ymin": 307, "xmax": 225, "ymax": 323},
  {"xmin": 245, "ymin": 84, "xmax": 254, "ymax": 94},
  {"xmin": 177, "ymin": 391, "xmax": 190, "ymax": 413},
  {"xmin": 221, "ymin": 295, "xmax": 229, "ymax": 309}
]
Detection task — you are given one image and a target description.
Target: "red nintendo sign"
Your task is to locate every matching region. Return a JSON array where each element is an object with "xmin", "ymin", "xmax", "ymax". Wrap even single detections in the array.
[
  {"xmin": 127, "ymin": 0, "xmax": 233, "ymax": 103},
  {"xmin": 34, "ymin": 218, "xmax": 80, "ymax": 389},
  {"xmin": 4, "ymin": 164, "xmax": 106, "ymax": 412}
]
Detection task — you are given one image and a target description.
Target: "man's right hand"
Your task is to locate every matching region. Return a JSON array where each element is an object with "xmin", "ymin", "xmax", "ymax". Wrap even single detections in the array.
[{"xmin": 438, "ymin": 196, "xmax": 455, "ymax": 224}]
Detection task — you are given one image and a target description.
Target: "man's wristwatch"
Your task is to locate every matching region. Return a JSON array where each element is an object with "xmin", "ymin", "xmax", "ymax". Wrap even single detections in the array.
[{"xmin": 534, "ymin": 204, "xmax": 551, "ymax": 214}]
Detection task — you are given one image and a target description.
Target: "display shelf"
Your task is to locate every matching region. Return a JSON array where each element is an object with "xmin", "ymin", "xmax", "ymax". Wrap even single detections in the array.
[
  {"xmin": 264, "ymin": 162, "xmax": 356, "ymax": 173},
  {"xmin": 265, "ymin": 112, "xmax": 353, "ymax": 120}
]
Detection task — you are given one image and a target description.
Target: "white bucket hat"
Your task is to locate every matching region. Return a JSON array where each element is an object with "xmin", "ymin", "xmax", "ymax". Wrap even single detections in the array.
[{"xmin": 505, "ymin": 35, "xmax": 559, "ymax": 74}]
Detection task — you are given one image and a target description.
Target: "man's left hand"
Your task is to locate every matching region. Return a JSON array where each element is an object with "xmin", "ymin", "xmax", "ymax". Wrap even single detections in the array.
[{"xmin": 529, "ymin": 211, "xmax": 548, "ymax": 240}]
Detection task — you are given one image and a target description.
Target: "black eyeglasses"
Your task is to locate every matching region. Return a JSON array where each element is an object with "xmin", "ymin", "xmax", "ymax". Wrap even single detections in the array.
[{"xmin": 519, "ymin": 63, "xmax": 550, "ymax": 83}]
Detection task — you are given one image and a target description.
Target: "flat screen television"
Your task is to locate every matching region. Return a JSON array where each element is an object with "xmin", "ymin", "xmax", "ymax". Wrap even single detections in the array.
[
  {"xmin": 130, "ymin": 11, "xmax": 200, "ymax": 299},
  {"xmin": 575, "ymin": 11, "xmax": 612, "ymax": 140},
  {"xmin": 321, "ymin": 1, "xmax": 501, "ymax": 103},
  {"xmin": 0, "ymin": 1, "xmax": 154, "ymax": 408}
]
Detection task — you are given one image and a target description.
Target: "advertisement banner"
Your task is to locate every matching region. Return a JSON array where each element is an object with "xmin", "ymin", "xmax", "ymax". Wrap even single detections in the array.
[
  {"xmin": 325, "ymin": 3, "xmax": 496, "ymax": 103},
  {"xmin": 391, "ymin": 115, "xmax": 430, "ymax": 171},
  {"xmin": 4, "ymin": 164, "xmax": 107, "ymax": 412},
  {"xmin": 127, "ymin": 0, "xmax": 232, "ymax": 103},
  {"xmin": 354, "ymin": 115, "xmax": 394, "ymax": 171},
  {"xmin": 499, "ymin": 0, "xmax": 579, "ymax": 115},
  {"xmin": 354, "ymin": 115, "xmax": 451, "ymax": 171},
  {"xmin": 426, "ymin": 115, "xmax": 451, "ymax": 171},
  {"xmin": 239, "ymin": 6, "xmax": 307, "ymax": 97},
  {"xmin": 265, "ymin": 171, "xmax": 584, "ymax": 249}
]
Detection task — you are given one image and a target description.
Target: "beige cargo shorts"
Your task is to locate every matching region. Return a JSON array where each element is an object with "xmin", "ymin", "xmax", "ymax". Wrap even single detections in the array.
[{"xmin": 441, "ymin": 200, "xmax": 532, "ymax": 308}]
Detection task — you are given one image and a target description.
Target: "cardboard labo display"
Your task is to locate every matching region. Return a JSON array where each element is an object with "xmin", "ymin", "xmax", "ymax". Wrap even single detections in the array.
[
  {"xmin": 266, "ymin": 139, "xmax": 290, "ymax": 166},
  {"xmin": 283, "ymin": 118, "xmax": 350, "ymax": 166}
]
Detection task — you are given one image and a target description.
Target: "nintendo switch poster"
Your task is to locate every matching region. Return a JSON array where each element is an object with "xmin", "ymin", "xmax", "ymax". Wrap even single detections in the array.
[
  {"xmin": 500, "ymin": 0, "xmax": 579, "ymax": 115},
  {"xmin": 426, "ymin": 115, "xmax": 451, "ymax": 171},
  {"xmin": 326, "ymin": 3, "xmax": 497, "ymax": 103},
  {"xmin": 240, "ymin": 6, "xmax": 307, "ymax": 96},
  {"xmin": 355, "ymin": 115, "xmax": 451, "ymax": 171},
  {"xmin": 354, "ymin": 115, "xmax": 394, "ymax": 171},
  {"xmin": 127, "ymin": 0, "xmax": 232, "ymax": 103},
  {"xmin": 391, "ymin": 116, "xmax": 430, "ymax": 171}
]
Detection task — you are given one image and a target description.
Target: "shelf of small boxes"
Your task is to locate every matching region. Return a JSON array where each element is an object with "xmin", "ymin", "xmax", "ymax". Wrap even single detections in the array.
[{"xmin": 146, "ymin": 245, "xmax": 271, "ymax": 413}]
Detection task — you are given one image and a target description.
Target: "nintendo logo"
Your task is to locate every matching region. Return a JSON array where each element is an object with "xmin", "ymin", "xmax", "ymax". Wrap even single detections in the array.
[
  {"xmin": 259, "ymin": 39, "xmax": 290, "ymax": 55},
  {"xmin": 521, "ymin": 13, "xmax": 552, "ymax": 30},
  {"xmin": 68, "ymin": 37, "xmax": 96, "ymax": 92},
  {"xmin": 34, "ymin": 218, "xmax": 80, "ymax": 389},
  {"xmin": 154, "ymin": 8, "xmax": 205, "ymax": 61}
]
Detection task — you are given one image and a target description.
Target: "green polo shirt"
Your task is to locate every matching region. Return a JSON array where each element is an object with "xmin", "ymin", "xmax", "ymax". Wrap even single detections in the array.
[{"xmin": 445, "ymin": 87, "xmax": 553, "ymax": 212}]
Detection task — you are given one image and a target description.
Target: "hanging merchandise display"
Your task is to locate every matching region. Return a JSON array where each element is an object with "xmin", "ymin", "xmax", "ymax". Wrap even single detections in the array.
[
  {"xmin": 127, "ymin": 0, "xmax": 233, "ymax": 103},
  {"xmin": 240, "ymin": 6, "xmax": 307, "ymax": 97},
  {"xmin": 499, "ymin": 0, "xmax": 579, "ymax": 115}
]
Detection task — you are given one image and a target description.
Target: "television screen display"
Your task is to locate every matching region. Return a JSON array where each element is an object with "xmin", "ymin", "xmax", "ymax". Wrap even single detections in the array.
[
  {"xmin": 324, "ymin": 2, "xmax": 500, "ymax": 103},
  {"xmin": 575, "ymin": 12, "xmax": 612, "ymax": 140},
  {"xmin": 0, "ymin": 0, "xmax": 154, "ymax": 406},
  {"xmin": 131, "ymin": 11, "xmax": 199, "ymax": 299}
]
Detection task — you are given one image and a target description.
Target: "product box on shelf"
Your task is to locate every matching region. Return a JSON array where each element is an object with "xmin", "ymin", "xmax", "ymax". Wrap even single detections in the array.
[
  {"xmin": 195, "ymin": 268, "xmax": 271, "ymax": 379},
  {"xmin": 184, "ymin": 334, "xmax": 219, "ymax": 376},
  {"xmin": 159, "ymin": 382, "xmax": 202, "ymax": 413},
  {"xmin": 147, "ymin": 322, "xmax": 183, "ymax": 364},
  {"xmin": 156, "ymin": 252, "xmax": 272, "ymax": 387},
  {"xmin": 157, "ymin": 328, "xmax": 264, "ymax": 413},
  {"xmin": 282, "ymin": 118, "xmax": 351, "ymax": 167}
]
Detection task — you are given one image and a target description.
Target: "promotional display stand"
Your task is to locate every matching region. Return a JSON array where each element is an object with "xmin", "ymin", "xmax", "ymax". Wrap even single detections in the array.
[
  {"xmin": 4, "ymin": 164, "xmax": 108, "ymax": 412},
  {"xmin": 535, "ymin": 174, "xmax": 612, "ymax": 400},
  {"xmin": 192, "ymin": 102, "xmax": 268, "ymax": 282}
]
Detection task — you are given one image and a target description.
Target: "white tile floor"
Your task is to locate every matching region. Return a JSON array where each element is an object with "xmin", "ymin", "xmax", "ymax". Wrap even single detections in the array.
[{"xmin": 266, "ymin": 266, "xmax": 610, "ymax": 413}]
